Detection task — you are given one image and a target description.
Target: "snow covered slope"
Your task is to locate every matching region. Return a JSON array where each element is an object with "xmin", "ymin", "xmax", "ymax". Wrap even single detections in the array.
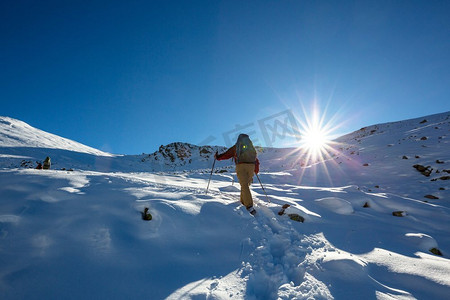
[
  {"xmin": 0, "ymin": 112, "xmax": 449, "ymax": 299},
  {"xmin": 0, "ymin": 117, "xmax": 113, "ymax": 156},
  {"xmin": 0, "ymin": 117, "xmax": 232, "ymax": 172}
]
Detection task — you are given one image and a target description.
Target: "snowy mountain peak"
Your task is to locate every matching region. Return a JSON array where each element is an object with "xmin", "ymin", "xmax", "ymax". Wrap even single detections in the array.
[{"xmin": 0, "ymin": 116, "xmax": 113, "ymax": 157}]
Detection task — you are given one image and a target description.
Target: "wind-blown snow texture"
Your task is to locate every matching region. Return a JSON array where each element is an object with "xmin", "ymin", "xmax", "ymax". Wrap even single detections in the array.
[{"xmin": 0, "ymin": 112, "xmax": 449, "ymax": 299}]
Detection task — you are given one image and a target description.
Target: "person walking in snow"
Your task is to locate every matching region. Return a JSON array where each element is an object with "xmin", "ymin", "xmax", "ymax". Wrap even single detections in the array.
[
  {"xmin": 215, "ymin": 134, "xmax": 260, "ymax": 215},
  {"xmin": 43, "ymin": 156, "xmax": 51, "ymax": 170}
]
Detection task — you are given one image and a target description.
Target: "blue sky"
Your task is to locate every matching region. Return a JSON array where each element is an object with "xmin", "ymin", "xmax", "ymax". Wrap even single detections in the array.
[{"xmin": 1, "ymin": 0, "xmax": 449, "ymax": 154}]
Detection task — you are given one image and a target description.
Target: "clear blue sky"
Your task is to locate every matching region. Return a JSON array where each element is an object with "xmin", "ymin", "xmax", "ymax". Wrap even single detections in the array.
[{"xmin": 2, "ymin": 0, "xmax": 449, "ymax": 154}]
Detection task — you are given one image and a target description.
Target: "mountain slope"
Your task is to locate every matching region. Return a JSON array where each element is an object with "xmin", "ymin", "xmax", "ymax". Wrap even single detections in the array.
[
  {"xmin": 0, "ymin": 117, "xmax": 113, "ymax": 156},
  {"xmin": 0, "ymin": 112, "xmax": 449, "ymax": 299},
  {"xmin": 0, "ymin": 117, "xmax": 233, "ymax": 172}
]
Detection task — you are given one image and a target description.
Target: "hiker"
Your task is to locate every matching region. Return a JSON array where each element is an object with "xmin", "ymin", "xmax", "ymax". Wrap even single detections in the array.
[
  {"xmin": 215, "ymin": 134, "xmax": 260, "ymax": 215},
  {"xmin": 43, "ymin": 156, "xmax": 51, "ymax": 169}
]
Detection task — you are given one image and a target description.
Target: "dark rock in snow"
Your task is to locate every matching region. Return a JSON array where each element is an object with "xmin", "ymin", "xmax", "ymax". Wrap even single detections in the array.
[
  {"xmin": 424, "ymin": 195, "xmax": 439, "ymax": 200},
  {"xmin": 413, "ymin": 165, "xmax": 433, "ymax": 177},
  {"xmin": 288, "ymin": 214, "xmax": 305, "ymax": 223},
  {"xmin": 392, "ymin": 211, "xmax": 406, "ymax": 217},
  {"xmin": 413, "ymin": 164, "xmax": 427, "ymax": 172},
  {"xmin": 20, "ymin": 160, "xmax": 33, "ymax": 168},
  {"xmin": 141, "ymin": 207, "xmax": 152, "ymax": 221},
  {"xmin": 402, "ymin": 156, "xmax": 408, "ymax": 159},
  {"xmin": 423, "ymin": 169, "xmax": 433, "ymax": 177},
  {"xmin": 277, "ymin": 205, "xmax": 304, "ymax": 222},
  {"xmin": 429, "ymin": 248, "xmax": 443, "ymax": 256},
  {"xmin": 278, "ymin": 204, "xmax": 291, "ymax": 216},
  {"xmin": 436, "ymin": 160, "xmax": 444, "ymax": 164},
  {"xmin": 200, "ymin": 148, "xmax": 211, "ymax": 154}
]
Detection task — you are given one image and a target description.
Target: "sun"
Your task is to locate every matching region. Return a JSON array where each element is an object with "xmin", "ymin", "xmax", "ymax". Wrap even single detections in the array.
[
  {"xmin": 278, "ymin": 99, "xmax": 348, "ymax": 172},
  {"xmin": 300, "ymin": 123, "xmax": 332, "ymax": 161},
  {"xmin": 300, "ymin": 103, "xmax": 334, "ymax": 160},
  {"xmin": 281, "ymin": 99, "xmax": 352, "ymax": 185},
  {"xmin": 302, "ymin": 125, "xmax": 329, "ymax": 154}
]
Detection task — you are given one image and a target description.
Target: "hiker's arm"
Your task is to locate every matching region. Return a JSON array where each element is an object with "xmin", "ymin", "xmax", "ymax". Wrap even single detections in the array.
[
  {"xmin": 255, "ymin": 158, "xmax": 260, "ymax": 174},
  {"xmin": 215, "ymin": 145, "xmax": 236, "ymax": 161}
]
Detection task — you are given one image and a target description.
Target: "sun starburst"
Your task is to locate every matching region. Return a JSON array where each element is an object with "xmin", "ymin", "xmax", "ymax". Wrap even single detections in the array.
[
  {"xmin": 301, "ymin": 124, "xmax": 330, "ymax": 159},
  {"xmin": 297, "ymin": 104, "xmax": 336, "ymax": 162},
  {"xmin": 280, "ymin": 100, "xmax": 352, "ymax": 186}
]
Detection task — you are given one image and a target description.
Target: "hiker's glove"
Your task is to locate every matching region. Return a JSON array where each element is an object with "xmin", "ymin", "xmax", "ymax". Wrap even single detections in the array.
[{"xmin": 214, "ymin": 152, "xmax": 219, "ymax": 160}]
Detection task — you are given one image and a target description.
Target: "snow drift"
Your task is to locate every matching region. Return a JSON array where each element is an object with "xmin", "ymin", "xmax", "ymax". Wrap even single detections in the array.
[{"xmin": 0, "ymin": 112, "xmax": 449, "ymax": 299}]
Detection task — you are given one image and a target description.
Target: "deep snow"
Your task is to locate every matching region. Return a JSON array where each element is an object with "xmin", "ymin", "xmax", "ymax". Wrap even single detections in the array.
[{"xmin": 0, "ymin": 112, "xmax": 449, "ymax": 299}]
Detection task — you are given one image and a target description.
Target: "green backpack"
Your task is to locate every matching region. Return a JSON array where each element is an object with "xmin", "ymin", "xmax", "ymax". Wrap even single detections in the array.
[{"xmin": 236, "ymin": 134, "xmax": 257, "ymax": 163}]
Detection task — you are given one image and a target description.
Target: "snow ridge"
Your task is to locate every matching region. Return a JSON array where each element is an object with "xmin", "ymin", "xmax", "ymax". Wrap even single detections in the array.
[{"xmin": 0, "ymin": 116, "xmax": 113, "ymax": 156}]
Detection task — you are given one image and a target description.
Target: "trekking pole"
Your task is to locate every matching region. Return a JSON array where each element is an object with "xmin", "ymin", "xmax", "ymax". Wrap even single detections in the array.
[
  {"xmin": 255, "ymin": 173, "xmax": 270, "ymax": 203},
  {"xmin": 205, "ymin": 158, "xmax": 216, "ymax": 194}
]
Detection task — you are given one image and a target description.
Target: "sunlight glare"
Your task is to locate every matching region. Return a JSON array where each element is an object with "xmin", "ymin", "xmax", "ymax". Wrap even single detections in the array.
[
  {"xmin": 283, "ymin": 98, "xmax": 354, "ymax": 186},
  {"xmin": 298, "ymin": 106, "xmax": 334, "ymax": 161},
  {"xmin": 302, "ymin": 125, "xmax": 329, "ymax": 155}
]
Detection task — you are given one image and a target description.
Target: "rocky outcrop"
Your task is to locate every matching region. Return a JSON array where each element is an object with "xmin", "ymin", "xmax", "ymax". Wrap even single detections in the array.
[{"xmin": 140, "ymin": 142, "xmax": 227, "ymax": 169}]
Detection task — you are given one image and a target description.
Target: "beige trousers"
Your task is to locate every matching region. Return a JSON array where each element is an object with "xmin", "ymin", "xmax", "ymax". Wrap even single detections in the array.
[{"xmin": 236, "ymin": 163, "xmax": 255, "ymax": 209}]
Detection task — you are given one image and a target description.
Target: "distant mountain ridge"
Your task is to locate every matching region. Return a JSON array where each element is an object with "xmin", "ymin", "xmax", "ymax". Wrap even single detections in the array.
[
  {"xmin": 0, "ymin": 112, "xmax": 449, "ymax": 175},
  {"xmin": 140, "ymin": 142, "xmax": 227, "ymax": 168},
  {"xmin": 0, "ymin": 117, "xmax": 233, "ymax": 172}
]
